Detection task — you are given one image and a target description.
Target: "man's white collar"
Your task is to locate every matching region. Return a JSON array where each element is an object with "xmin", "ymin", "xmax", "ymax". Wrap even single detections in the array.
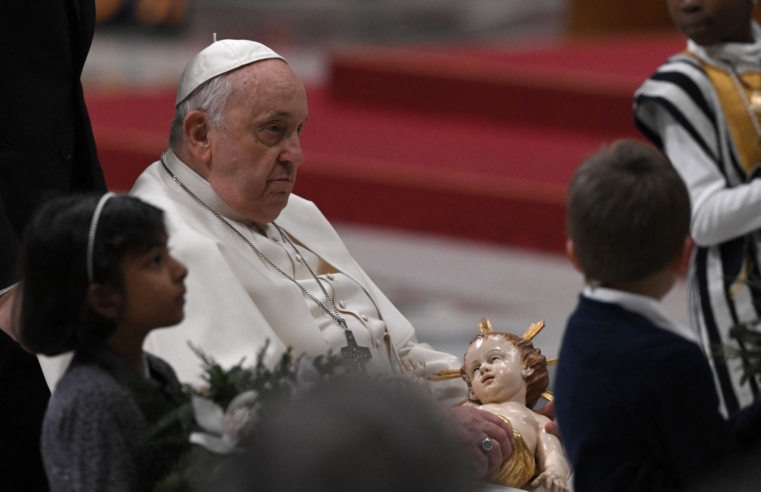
[
  {"xmin": 582, "ymin": 286, "xmax": 699, "ymax": 344},
  {"xmin": 163, "ymin": 149, "xmax": 254, "ymax": 225},
  {"xmin": 688, "ymin": 22, "xmax": 761, "ymax": 73}
]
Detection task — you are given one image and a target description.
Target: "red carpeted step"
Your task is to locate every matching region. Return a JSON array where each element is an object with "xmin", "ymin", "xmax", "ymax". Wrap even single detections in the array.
[
  {"xmin": 329, "ymin": 34, "xmax": 686, "ymax": 137},
  {"xmin": 86, "ymin": 87, "xmax": 618, "ymax": 253}
]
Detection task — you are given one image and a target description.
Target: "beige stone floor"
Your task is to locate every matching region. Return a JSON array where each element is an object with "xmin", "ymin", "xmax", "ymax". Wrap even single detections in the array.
[{"xmin": 334, "ymin": 222, "xmax": 691, "ymax": 392}]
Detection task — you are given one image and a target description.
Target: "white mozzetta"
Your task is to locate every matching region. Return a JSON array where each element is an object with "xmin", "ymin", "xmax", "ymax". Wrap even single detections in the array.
[{"xmin": 126, "ymin": 150, "xmax": 466, "ymax": 402}]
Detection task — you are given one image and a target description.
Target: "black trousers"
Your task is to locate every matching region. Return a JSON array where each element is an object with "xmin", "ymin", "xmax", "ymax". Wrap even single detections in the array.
[{"xmin": 0, "ymin": 329, "xmax": 51, "ymax": 491}]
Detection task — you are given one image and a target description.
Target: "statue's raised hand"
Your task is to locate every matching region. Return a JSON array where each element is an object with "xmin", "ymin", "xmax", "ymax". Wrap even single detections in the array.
[{"xmin": 531, "ymin": 467, "xmax": 569, "ymax": 492}]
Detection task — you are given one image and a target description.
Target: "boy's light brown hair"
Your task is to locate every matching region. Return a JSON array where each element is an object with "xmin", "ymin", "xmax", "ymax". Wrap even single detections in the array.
[{"xmin": 566, "ymin": 140, "xmax": 691, "ymax": 285}]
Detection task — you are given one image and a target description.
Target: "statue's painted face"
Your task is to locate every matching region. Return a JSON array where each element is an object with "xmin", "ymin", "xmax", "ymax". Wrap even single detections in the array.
[{"xmin": 464, "ymin": 336, "xmax": 534, "ymax": 405}]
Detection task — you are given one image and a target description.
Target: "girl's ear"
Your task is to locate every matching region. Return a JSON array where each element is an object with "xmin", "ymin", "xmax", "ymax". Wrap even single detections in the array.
[
  {"xmin": 522, "ymin": 366, "xmax": 535, "ymax": 380},
  {"xmin": 87, "ymin": 284, "xmax": 122, "ymax": 320}
]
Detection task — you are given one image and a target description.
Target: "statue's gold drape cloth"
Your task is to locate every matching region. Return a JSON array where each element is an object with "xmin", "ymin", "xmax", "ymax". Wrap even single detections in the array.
[{"xmin": 489, "ymin": 416, "xmax": 535, "ymax": 488}]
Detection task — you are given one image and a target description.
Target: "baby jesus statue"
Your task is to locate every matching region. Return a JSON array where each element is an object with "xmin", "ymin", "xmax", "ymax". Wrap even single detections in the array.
[{"xmin": 436, "ymin": 319, "xmax": 571, "ymax": 491}]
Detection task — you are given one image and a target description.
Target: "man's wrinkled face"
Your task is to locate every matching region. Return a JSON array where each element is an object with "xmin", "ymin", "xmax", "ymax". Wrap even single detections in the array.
[
  {"xmin": 667, "ymin": 0, "xmax": 754, "ymax": 46},
  {"xmin": 207, "ymin": 60, "xmax": 308, "ymax": 223}
]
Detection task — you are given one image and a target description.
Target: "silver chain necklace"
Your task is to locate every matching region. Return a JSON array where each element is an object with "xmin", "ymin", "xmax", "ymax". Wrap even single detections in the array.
[{"xmin": 160, "ymin": 155, "xmax": 372, "ymax": 373}]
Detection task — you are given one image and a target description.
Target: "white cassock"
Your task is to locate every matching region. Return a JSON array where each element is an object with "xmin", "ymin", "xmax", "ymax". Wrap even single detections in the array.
[{"xmin": 122, "ymin": 149, "xmax": 466, "ymax": 402}]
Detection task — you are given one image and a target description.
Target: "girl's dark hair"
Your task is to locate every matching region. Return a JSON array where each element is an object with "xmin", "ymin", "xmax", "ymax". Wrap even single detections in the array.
[{"xmin": 19, "ymin": 194, "xmax": 166, "ymax": 356}]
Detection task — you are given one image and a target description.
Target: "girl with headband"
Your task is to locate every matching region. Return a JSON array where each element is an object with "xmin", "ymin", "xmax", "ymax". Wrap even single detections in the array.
[{"xmin": 18, "ymin": 193, "xmax": 187, "ymax": 491}]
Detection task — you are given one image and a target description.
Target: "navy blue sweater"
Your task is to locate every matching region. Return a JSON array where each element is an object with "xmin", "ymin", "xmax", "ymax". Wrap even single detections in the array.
[{"xmin": 555, "ymin": 296, "xmax": 761, "ymax": 492}]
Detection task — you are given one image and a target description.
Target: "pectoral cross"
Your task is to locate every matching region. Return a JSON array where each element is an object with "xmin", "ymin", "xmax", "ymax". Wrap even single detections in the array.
[{"xmin": 341, "ymin": 330, "xmax": 372, "ymax": 375}]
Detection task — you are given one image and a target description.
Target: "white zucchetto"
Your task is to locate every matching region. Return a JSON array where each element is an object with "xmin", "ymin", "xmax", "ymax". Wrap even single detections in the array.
[{"xmin": 175, "ymin": 38, "xmax": 286, "ymax": 106}]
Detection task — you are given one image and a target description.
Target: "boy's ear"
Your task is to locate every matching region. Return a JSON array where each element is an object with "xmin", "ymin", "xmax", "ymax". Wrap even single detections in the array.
[
  {"xmin": 522, "ymin": 366, "xmax": 535, "ymax": 380},
  {"xmin": 566, "ymin": 239, "xmax": 584, "ymax": 274},
  {"xmin": 87, "ymin": 284, "xmax": 122, "ymax": 320},
  {"xmin": 671, "ymin": 236, "xmax": 693, "ymax": 276}
]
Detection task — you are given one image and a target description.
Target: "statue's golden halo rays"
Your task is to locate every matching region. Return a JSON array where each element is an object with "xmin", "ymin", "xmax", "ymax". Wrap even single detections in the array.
[
  {"xmin": 429, "ymin": 318, "xmax": 560, "ymax": 401},
  {"xmin": 478, "ymin": 318, "xmax": 494, "ymax": 334},
  {"xmin": 522, "ymin": 321, "xmax": 545, "ymax": 342}
]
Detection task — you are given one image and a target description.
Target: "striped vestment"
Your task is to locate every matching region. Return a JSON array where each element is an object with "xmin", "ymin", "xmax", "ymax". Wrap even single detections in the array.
[{"xmin": 635, "ymin": 53, "xmax": 761, "ymax": 415}]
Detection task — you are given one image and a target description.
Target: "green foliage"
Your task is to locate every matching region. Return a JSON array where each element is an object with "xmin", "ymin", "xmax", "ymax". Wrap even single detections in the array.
[
  {"xmin": 715, "ymin": 320, "xmax": 761, "ymax": 387},
  {"xmin": 729, "ymin": 322, "xmax": 761, "ymax": 385},
  {"xmin": 189, "ymin": 341, "xmax": 314, "ymax": 407},
  {"xmin": 311, "ymin": 352, "xmax": 344, "ymax": 377},
  {"xmin": 145, "ymin": 341, "xmax": 344, "ymax": 492},
  {"xmin": 713, "ymin": 271, "xmax": 761, "ymax": 390}
]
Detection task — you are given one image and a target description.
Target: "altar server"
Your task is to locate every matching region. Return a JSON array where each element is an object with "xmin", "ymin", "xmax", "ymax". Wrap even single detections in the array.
[{"xmin": 635, "ymin": 0, "xmax": 761, "ymax": 414}]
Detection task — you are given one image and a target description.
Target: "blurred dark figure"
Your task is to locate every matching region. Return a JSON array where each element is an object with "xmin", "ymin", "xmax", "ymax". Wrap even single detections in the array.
[
  {"xmin": 216, "ymin": 381, "xmax": 476, "ymax": 492},
  {"xmin": 0, "ymin": 1, "xmax": 106, "ymax": 490}
]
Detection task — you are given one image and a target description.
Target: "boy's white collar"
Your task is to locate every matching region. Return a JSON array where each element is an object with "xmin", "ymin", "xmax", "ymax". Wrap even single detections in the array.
[
  {"xmin": 688, "ymin": 22, "xmax": 761, "ymax": 73},
  {"xmin": 582, "ymin": 286, "xmax": 699, "ymax": 344}
]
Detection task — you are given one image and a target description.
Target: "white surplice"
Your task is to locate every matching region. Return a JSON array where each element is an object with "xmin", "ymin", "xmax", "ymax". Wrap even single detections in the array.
[{"xmin": 122, "ymin": 150, "xmax": 466, "ymax": 401}]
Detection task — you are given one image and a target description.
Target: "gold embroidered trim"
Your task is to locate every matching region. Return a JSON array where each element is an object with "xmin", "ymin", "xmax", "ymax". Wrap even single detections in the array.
[{"xmin": 686, "ymin": 51, "xmax": 761, "ymax": 174}]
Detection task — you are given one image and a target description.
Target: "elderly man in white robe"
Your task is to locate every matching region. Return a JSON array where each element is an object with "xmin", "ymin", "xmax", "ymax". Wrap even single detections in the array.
[{"xmin": 128, "ymin": 38, "xmax": 515, "ymax": 476}]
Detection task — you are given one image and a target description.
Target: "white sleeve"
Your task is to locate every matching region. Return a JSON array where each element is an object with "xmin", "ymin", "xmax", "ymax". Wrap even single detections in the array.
[
  {"xmin": 657, "ymin": 109, "xmax": 761, "ymax": 246},
  {"xmin": 398, "ymin": 341, "xmax": 468, "ymax": 404},
  {"xmin": 351, "ymin": 262, "xmax": 468, "ymax": 404}
]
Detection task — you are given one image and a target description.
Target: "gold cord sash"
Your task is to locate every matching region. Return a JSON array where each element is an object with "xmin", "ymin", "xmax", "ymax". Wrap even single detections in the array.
[{"xmin": 687, "ymin": 51, "xmax": 761, "ymax": 175}]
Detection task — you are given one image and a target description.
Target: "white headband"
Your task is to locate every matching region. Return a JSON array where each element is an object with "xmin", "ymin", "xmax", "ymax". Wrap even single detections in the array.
[{"xmin": 87, "ymin": 192, "xmax": 117, "ymax": 284}]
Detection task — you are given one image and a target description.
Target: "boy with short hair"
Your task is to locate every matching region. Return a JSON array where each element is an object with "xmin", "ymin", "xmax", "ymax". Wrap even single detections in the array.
[
  {"xmin": 635, "ymin": 0, "xmax": 761, "ymax": 414},
  {"xmin": 555, "ymin": 140, "xmax": 761, "ymax": 492}
]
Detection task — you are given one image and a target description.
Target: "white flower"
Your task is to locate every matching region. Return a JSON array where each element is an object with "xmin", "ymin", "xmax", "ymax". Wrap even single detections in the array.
[
  {"xmin": 289, "ymin": 357, "xmax": 322, "ymax": 399},
  {"xmin": 296, "ymin": 357, "xmax": 320, "ymax": 386},
  {"xmin": 188, "ymin": 390, "xmax": 259, "ymax": 454}
]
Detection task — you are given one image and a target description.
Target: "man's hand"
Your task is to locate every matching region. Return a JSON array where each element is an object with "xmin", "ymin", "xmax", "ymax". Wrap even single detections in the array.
[
  {"xmin": 450, "ymin": 405, "xmax": 514, "ymax": 478},
  {"xmin": 0, "ymin": 286, "xmax": 18, "ymax": 340},
  {"xmin": 536, "ymin": 401, "xmax": 560, "ymax": 438}
]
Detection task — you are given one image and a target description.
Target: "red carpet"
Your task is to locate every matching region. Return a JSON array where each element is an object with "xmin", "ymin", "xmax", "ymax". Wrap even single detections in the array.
[
  {"xmin": 330, "ymin": 34, "xmax": 686, "ymax": 137},
  {"xmin": 87, "ymin": 34, "xmax": 685, "ymax": 253}
]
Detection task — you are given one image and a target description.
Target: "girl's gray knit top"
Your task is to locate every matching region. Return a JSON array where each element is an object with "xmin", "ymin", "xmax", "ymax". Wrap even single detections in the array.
[{"xmin": 42, "ymin": 348, "xmax": 181, "ymax": 492}]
